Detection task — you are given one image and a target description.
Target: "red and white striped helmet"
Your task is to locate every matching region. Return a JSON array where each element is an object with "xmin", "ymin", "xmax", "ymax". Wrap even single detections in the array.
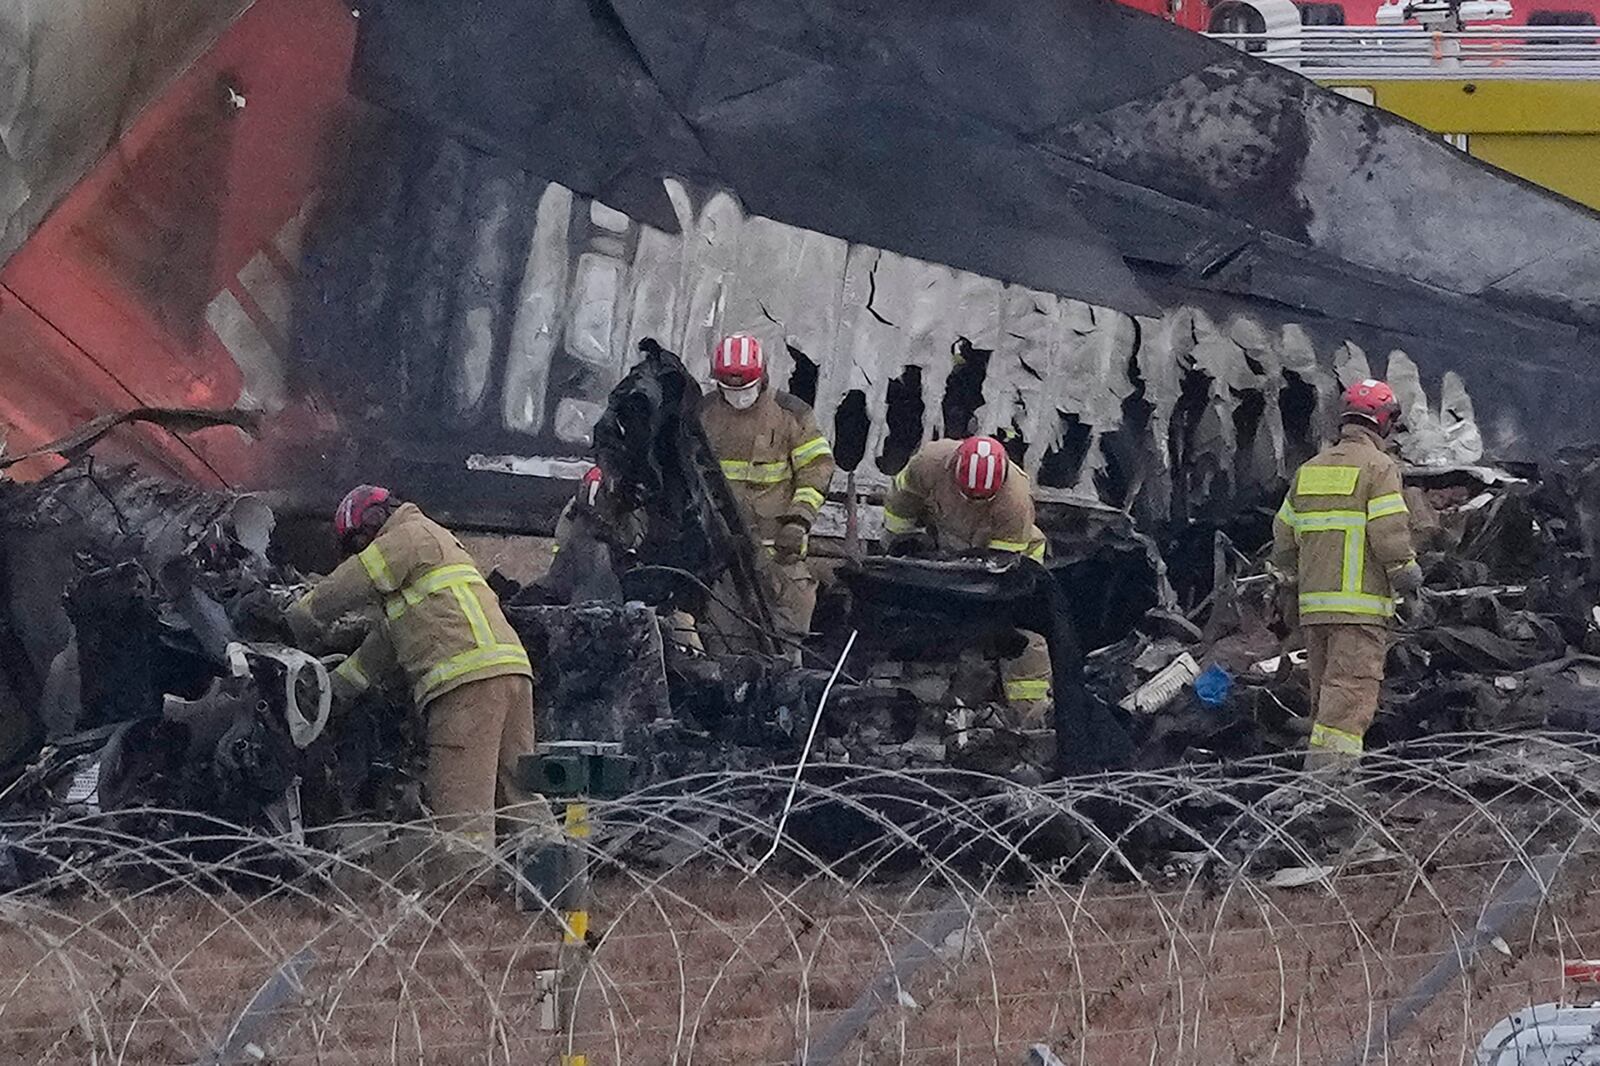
[
  {"xmin": 711, "ymin": 334, "xmax": 764, "ymax": 387},
  {"xmin": 580, "ymin": 464, "xmax": 604, "ymax": 508},
  {"xmin": 333, "ymin": 484, "xmax": 391, "ymax": 545},
  {"xmin": 954, "ymin": 436, "xmax": 1007, "ymax": 500}
]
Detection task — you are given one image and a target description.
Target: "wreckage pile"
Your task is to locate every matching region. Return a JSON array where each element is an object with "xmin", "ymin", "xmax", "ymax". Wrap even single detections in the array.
[
  {"xmin": 0, "ymin": 462, "xmax": 432, "ymax": 889},
  {"xmin": 1, "ymin": 376, "xmax": 1598, "ymax": 888},
  {"xmin": 1086, "ymin": 445, "xmax": 1600, "ymax": 769}
]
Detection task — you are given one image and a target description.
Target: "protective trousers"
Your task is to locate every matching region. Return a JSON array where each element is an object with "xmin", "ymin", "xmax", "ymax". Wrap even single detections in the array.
[
  {"xmin": 1304, "ymin": 623, "xmax": 1387, "ymax": 769},
  {"xmin": 998, "ymin": 630, "xmax": 1053, "ymax": 729},
  {"xmin": 705, "ymin": 553, "xmax": 818, "ymax": 658},
  {"xmin": 423, "ymin": 674, "xmax": 551, "ymax": 850}
]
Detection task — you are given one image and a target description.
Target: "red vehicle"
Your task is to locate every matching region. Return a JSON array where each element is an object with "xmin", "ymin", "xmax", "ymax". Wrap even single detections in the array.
[{"xmin": 1115, "ymin": 0, "xmax": 1600, "ymax": 30}]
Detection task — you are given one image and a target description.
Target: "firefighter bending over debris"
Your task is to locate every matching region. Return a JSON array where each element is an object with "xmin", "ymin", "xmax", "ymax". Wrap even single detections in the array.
[
  {"xmin": 1272, "ymin": 379, "xmax": 1423, "ymax": 771},
  {"xmin": 287, "ymin": 485, "xmax": 547, "ymax": 858},
  {"xmin": 882, "ymin": 436, "xmax": 1053, "ymax": 727},
  {"xmin": 700, "ymin": 333, "xmax": 836, "ymax": 654}
]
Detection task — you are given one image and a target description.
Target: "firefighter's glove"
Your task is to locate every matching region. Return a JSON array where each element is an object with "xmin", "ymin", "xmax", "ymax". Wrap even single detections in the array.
[
  {"xmin": 1390, "ymin": 560, "xmax": 1424, "ymax": 596},
  {"xmin": 1391, "ymin": 561, "xmax": 1428, "ymax": 628},
  {"xmin": 884, "ymin": 533, "xmax": 931, "ymax": 558},
  {"xmin": 1276, "ymin": 584, "xmax": 1299, "ymax": 634},
  {"xmin": 772, "ymin": 521, "xmax": 808, "ymax": 562},
  {"xmin": 1269, "ymin": 569, "xmax": 1299, "ymax": 634},
  {"xmin": 233, "ymin": 586, "xmax": 286, "ymax": 635}
]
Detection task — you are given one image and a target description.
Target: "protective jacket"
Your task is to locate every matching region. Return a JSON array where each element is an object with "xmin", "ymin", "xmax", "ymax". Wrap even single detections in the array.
[
  {"xmin": 883, "ymin": 439, "xmax": 1047, "ymax": 561},
  {"xmin": 288, "ymin": 503, "xmax": 531, "ymax": 707},
  {"xmin": 700, "ymin": 386, "xmax": 835, "ymax": 545},
  {"xmin": 1271, "ymin": 423, "xmax": 1416, "ymax": 626}
]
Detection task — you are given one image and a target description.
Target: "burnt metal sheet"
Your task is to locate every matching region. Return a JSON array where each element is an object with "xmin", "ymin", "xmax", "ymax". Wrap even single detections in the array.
[
  {"xmin": 1041, "ymin": 62, "xmax": 1600, "ymax": 330},
  {"xmin": 351, "ymin": 0, "xmax": 1159, "ymax": 317},
  {"xmin": 841, "ymin": 554, "xmax": 1131, "ymax": 775},
  {"xmin": 351, "ymin": 0, "xmax": 1600, "ymax": 333},
  {"xmin": 330, "ymin": 0, "xmax": 1600, "ymax": 488},
  {"xmin": 348, "ymin": 0, "xmax": 712, "ymax": 234},
  {"xmin": 0, "ymin": 0, "xmax": 1593, "ymax": 528}
]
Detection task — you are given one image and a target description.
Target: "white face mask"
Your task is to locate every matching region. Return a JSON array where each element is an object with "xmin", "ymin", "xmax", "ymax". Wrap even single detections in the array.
[{"xmin": 719, "ymin": 382, "xmax": 761, "ymax": 410}]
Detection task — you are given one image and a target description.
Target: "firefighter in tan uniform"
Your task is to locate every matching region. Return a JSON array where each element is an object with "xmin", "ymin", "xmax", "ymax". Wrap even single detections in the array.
[
  {"xmin": 1271, "ymin": 380, "xmax": 1423, "ymax": 771},
  {"xmin": 551, "ymin": 465, "xmax": 702, "ymax": 651},
  {"xmin": 552, "ymin": 465, "xmax": 643, "ymax": 551},
  {"xmin": 699, "ymin": 334, "xmax": 836, "ymax": 653},
  {"xmin": 881, "ymin": 436, "xmax": 1053, "ymax": 728},
  {"xmin": 287, "ymin": 485, "xmax": 545, "ymax": 855}
]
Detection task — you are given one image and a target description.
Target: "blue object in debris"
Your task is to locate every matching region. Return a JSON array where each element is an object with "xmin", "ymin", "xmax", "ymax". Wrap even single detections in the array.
[{"xmin": 1193, "ymin": 665, "xmax": 1233, "ymax": 708}]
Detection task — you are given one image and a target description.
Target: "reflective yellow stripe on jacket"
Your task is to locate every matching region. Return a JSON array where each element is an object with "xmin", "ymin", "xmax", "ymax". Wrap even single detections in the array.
[
  {"xmin": 1297, "ymin": 591, "xmax": 1394, "ymax": 616},
  {"xmin": 1367, "ymin": 492, "xmax": 1407, "ymax": 520},
  {"xmin": 792, "ymin": 486, "xmax": 825, "ymax": 511},
  {"xmin": 883, "ymin": 508, "xmax": 919, "ymax": 534},
  {"xmin": 790, "ymin": 435, "xmax": 832, "ymax": 469},
  {"xmin": 720, "ymin": 459, "xmax": 790, "ymax": 485},
  {"xmin": 358, "ymin": 543, "xmax": 402, "ymax": 593},
  {"xmin": 1004, "ymin": 678, "xmax": 1051, "ymax": 702},
  {"xmin": 1279, "ymin": 467, "xmax": 1406, "ymax": 620},
  {"xmin": 987, "ymin": 537, "xmax": 1047, "ymax": 562},
  {"xmin": 335, "ymin": 652, "xmax": 370, "ymax": 692},
  {"xmin": 382, "ymin": 563, "xmax": 487, "ymax": 620},
  {"xmin": 415, "ymin": 643, "xmax": 532, "ymax": 705},
  {"xmin": 359, "ymin": 545, "xmax": 531, "ymax": 704}
]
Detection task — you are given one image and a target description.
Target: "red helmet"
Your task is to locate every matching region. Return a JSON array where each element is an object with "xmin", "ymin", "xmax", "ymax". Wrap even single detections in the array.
[
  {"xmin": 1342, "ymin": 378, "xmax": 1401, "ymax": 435},
  {"xmin": 711, "ymin": 334, "xmax": 764, "ymax": 387},
  {"xmin": 954, "ymin": 436, "xmax": 1008, "ymax": 499},
  {"xmin": 580, "ymin": 464, "xmax": 604, "ymax": 508},
  {"xmin": 333, "ymin": 484, "xmax": 391, "ymax": 546}
]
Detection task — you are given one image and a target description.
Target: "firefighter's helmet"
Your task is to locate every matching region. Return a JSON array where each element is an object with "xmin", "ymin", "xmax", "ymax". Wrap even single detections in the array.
[
  {"xmin": 580, "ymin": 464, "xmax": 604, "ymax": 508},
  {"xmin": 954, "ymin": 436, "xmax": 1008, "ymax": 500},
  {"xmin": 333, "ymin": 484, "xmax": 392, "ymax": 551},
  {"xmin": 711, "ymin": 334, "xmax": 764, "ymax": 388},
  {"xmin": 1341, "ymin": 378, "xmax": 1401, "ymax": 435}
]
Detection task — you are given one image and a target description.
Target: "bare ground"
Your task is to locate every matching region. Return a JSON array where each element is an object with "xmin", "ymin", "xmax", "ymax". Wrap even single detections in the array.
[{"xmin": 2, "ymin": 761, "xmax": 1597, "ymax": 1065}]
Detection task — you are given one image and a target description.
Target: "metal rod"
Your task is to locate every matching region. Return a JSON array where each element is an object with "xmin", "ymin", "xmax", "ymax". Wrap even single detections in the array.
[
  {"xmin": 558, "ymin": 799, "xmax": 593, "ymax": 1066},
  {"xmin": 1339, "ymin": 850, "xmax": 1565, "ymax": 1066},
  {"xmin": 192, "ymin": 948, "xmax": 317, "ymax": 1065},
  {"xmin": 797, "ymin": 892, "xmax": 971, "ymax": 1065},
  {"xmin": 752, "ymin": 629, "xmax": 858, "ymax": 873},
  {"xmin": 843, "ymin": 470, "xmax": 861, "ymax": 561}
]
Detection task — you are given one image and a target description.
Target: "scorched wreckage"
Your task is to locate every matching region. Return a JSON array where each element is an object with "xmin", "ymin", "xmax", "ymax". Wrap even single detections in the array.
[{"xmin": 0, "ymin": 0, "xmax": 1598, "ymax": 872}]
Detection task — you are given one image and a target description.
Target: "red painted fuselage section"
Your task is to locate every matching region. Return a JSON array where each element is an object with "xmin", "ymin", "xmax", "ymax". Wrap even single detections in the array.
[{"xmin": 0, "ymin": 0, "xmax": 356, "ymax": 484}]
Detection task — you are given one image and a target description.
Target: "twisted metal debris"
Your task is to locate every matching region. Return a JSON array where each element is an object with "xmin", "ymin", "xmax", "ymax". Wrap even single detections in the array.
[{"xmin": 2, "ymin": 731, "xmax": 1598, "ymax": 1064}]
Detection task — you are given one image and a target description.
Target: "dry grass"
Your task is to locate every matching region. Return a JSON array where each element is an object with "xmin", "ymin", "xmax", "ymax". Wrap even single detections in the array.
[{"xmin": 2, "ymin": 734, "xmax": 1598, "ymax": 1064}]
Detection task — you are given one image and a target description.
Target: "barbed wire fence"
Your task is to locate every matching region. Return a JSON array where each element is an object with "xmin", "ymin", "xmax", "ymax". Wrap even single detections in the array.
[{"xmin": 3, "ymin": 730, "xmax": 1599, "ymax": 1064}]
